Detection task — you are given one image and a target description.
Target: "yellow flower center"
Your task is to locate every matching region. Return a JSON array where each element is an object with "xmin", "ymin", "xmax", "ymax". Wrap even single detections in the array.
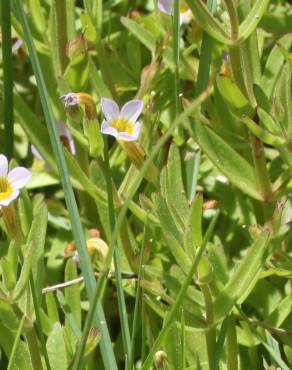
[
  {"xmin": 111, "ymin": 118, "xmax": 134, "ymax": 134},
  {"xmin": 180, "ymin": 1, "xmax": 189, "ymax": 13},
  {"xmin": 0, "ymin": 177, "xmax": 13, "ymax": 201}
]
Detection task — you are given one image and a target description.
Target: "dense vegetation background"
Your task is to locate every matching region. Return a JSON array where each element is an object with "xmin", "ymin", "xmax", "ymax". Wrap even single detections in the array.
[{"xmin": 0, "ymin": 0, "xmax": 291, "ymax": 369}]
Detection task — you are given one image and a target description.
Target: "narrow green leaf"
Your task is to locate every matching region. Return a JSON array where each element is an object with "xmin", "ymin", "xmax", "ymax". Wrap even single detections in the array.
[
  {"xmin": 261, "ymin": 34, "xmax": 292, "ymax": 98},
  {"xmin": 217, "ymin": 75, "xmax": 254, "ymax": 117},
  {"xmin": 64, "ymin": 259, "xmax": 82, "ymax": 346},
  {"xmin": 1, "ymin": 241, "xmax": 18, "ymax": 292},
  {"xmin": 186, "ymin": 0, "xmax": 230, "ymax": 45},
  {"xmin": 13, "ymin": 242, "xmax": 37, "ymax": 301},
  {"xmin": 257, "ymin": 107, "xmax": 282, "ymax": 135},
  {"xmin": 7, "ymin": 315, "xmax": 26, "ymax": 370},
  {"xmin": 0, "ymin": 322, "xmax": 33, "ymax": 370},
  {"xmin": 188, "ymin": 120, "xmax": 262, "ymax": 200},
  {"xmin": 189, "ymin": 194, "xmax": 203, "ymax": 247},
  {"xmin": 28, "ymin": 0, "xmax": 47, "ymax": 36},
  {"xmin": 240, "ymin": 116, "xmax": 286, "ymax": 147},
  {"xmin": 120, "ymin": 16, "xmax": 175, "ymax": 69},
  {"xmin": 27, "ymin": 201, "xmax": 48, "ymax": 302},
  {"xmin": 57, "ymin": 290, "xmax": 82, "ymax": 340},
  {"xmin": 163, "ymin": 144, "xmax": 189, "ymax": 228},
  {"xmin": 213, "ymin": 231, "xmax": 270, "ymax": 322},
  {"xmin": 238, "ymin": 0, "xmax": 270, "ymax": 44},
  {"xmin": 46, "ymin": 323, "xmax": 68, "ymax": 370},
  {"xmin": 1, "ymin": 0, "xmax": 14, "ymax": 158}
]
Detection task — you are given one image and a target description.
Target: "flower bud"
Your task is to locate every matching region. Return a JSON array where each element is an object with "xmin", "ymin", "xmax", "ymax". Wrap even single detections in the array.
[
  {"xmin": 154, "ymin": 350, "xmax": 168, "ymax": 369},
  {"xmin": 66, "ymin": 32, "xmax": 87, "ymax": 60}
]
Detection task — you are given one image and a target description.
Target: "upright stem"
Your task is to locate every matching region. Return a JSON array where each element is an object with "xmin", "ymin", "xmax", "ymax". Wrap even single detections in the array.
[
  {"xmin": 53, "ymin": 0, "xmax": 68, "ymax": 74},
  {"xmin": 250, "ymin": 134, "xmax": 272, "ymax": 202},
  {"xmin": 1, "ymin": 0, "xmax": 14, "ymax": 159},
  {"xmin": 173, "ymin": 0, "xmax": 180, "ymax": 118},
  {"xmin": 201, "ymin": 284, "xmax": 216, "ymax": 368},
  {"xmin": 103, "ymin": 137, "xmax": 131, "ymax": 362},
  {"xmin": 225, "ymin": 0, "xmax": 256, "ymax": 105},
  {"xmin": 226, "ymin": 314, "xmax": 238, "ymax": 370},
  {"xmin": 25, "ymin": 328, "xmax": 44, "ymax": 370}
]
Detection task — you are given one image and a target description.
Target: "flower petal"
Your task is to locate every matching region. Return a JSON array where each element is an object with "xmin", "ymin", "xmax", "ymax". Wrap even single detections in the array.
[
  {"xmin": 116, "ymin": 123, "xmax": 141, "ymax": 142},
  {"xmin": 31, "ymin": 145, "xmax": 43, "ymax": 160},
  {"xmin": 101, "ymin": 98, "xmax": 119, "ymax": 122},
  {"xmin": 0, "ymin": 154, "xmax": 8, "ymax": 177},
  {"xmin": 0, "ymin": 189, "xmax": 20, "ymax": 207},
  {"xmin": 101, "ymin": 120, "xmax": 118, "ymax": 138},
  {"xmin": 8, "ymin": 167, "xmax": 32, "ymax": 190},
  {"xmin": 120, "ymin": 100, "xmax": 143, "ymax": 123},
  {"xmin": 132, "ymin": 122, "xmax": 142, "ymax": 141},
  {"xmin": 158, "ymin": 0, "xmax": 173, "ymax": 15},
  {"xmin": 180, "ymin": 9, "xmax": 192, "ymax": 24}
]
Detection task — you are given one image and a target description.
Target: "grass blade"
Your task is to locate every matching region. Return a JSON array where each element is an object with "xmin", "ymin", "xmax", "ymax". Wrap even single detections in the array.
[
  {"xmin": 13, "ymin": 2, "xmax": 117, "ymax": 369},
  {"xmin": 1, "ymin": 0, "xmax": 14, "ymax": 158}
]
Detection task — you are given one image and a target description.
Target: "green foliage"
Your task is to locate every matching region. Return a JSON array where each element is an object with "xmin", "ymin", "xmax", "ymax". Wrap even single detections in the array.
[{"xmin": 0, "ymin": 0, "xmax": 291, "ymax": 369}]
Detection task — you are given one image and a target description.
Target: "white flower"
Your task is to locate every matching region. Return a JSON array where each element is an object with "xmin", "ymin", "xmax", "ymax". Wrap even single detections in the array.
[
  {"xmin": 158, "ymin": 0, "xmax": 192, "ymax": 24},
  {"xmin": 0, "ymin": 154, "xmax": 31, "ymax": 207},
  {"xmin": 100, "ymin": 98, "xmax": 143, "ymax": 142}
]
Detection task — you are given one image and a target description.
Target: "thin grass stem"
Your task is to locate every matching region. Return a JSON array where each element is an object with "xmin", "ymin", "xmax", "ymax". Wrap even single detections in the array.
[
  {"xmin": 7, "ymin": 315, "xmax": 25, "ymax": 370},
  {"xmin": 173, "ymin": 0, "xmax": 181, "ymax": 117},
  {"xmin": 14, "ymin": 3, "xmax": 117, "ymax": 369},
  {"xmin": 103, "ymin": 136, "xmax": 132, "ymax": 363},
  {"xmin": 195, "ymin": 0, "xmax": 217, "ymax": 98},
  {"xmin": 129, "ymin": 221, "xmax": 147, "ymax": 369},
  {"xmin": 1, "ymin": 0, "xmax": 14, "ymax": 158}
]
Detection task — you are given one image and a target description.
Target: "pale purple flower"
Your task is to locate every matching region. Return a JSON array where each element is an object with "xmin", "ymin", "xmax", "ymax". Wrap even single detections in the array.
[
  {"xmin": 101, "ymin": 98, "xmax": 143, "ymax": 142},
  {"xmin": 60, "ymin": 92, "xmax": 80, "ymax": 107},
  {"xmin": 31, "ymin": 122, "xmax": 75, "ymax": 160},
  {"xmin": 158, "ymin": 0, "xmax": 192, "ymax": 24},
  {"xmin": 0, "ymin": 154, "xmax": 31, "ymax": 207}
]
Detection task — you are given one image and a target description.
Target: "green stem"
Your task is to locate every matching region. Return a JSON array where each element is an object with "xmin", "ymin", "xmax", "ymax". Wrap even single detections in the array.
[
  {"xmin": 1, "ymin": 0, "xmax": 14, "ymax": 159},
  {"xmin": 250, "ymin": 134, "xmax": 272, "ymax": 201},
  {"xmin": 195, "ymin": 0, "xmax": 216, "ymax": 99},
  {"xmin": 53, "ymin": 0, "xmax": 68, "ymax": 74},
  {"xmin": 224, "ymin": 0, "xmax": 239, "ymax": 41},
  {"xmin": 226, "ymin": 314, "xmax": 238, "ymax": 370},
  {"xmin": 71, "ymin": 272, "xmax": 108, "ymax": 370},
  {"xmin": 25, "ymin": 328, "xmax": 44, "ymax": 370},
  {"xmin": 201, "ymin": 284, "xmax": 216, "ymax": 368},
  {"xmin": 180, "ymin": 309, "xmax": 186, "ymax": 370},
  {"xmin": 103, "ymin": 137, "xmax": 131, "ymax": 362},
  {"xmin": 30, "ymin": 277, "xmax": 51, "ymax": 370},
  {"xmin": 226, "ymin": 1, "xmax": 256, "ymax": 105},
  {"xmin": 129, "ymin": 223, "xmax": 147, "ymax": 370},
  {"xmin": 7, "ymin": 315, "xmax": 25, "ymax": 370},
  {"xmin": 173, "ymin": 0, "xmax": 180, "ymax": 118},
  {"xmin": 141, "ymin": 266, "xmax": 147, "ymax": 364}
]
